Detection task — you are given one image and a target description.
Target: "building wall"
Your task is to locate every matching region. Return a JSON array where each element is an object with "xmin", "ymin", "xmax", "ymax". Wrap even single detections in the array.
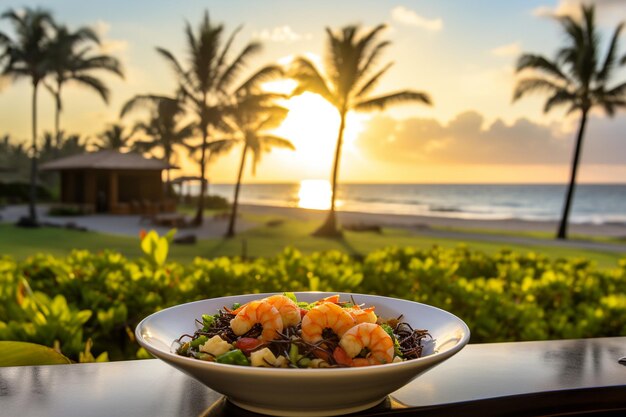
[{"xmin": 59, "ymin": 169, "xmax": 164, "ymax": 213}]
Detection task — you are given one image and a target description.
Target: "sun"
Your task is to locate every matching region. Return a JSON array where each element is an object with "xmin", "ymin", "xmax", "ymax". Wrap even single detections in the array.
[
  {"xmin": 263, "ymin": 79, "xmax": 369, "ymax": 176},
  {"xmin": 273, "ymin": 92, "xmax": 340, "ymax": 157}
]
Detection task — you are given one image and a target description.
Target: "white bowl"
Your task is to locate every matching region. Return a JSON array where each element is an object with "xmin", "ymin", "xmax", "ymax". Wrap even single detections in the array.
[{"xmin": 136, "ymin": 292, "xmax": 470, "ymax": 416}]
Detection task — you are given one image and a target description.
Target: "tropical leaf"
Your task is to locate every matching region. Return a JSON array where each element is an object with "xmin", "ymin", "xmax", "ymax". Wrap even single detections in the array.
[
  {"xmin": 235, "ymin": 64, "xmax": 284, "ymax": 94},
  {"xmin": 260, "ymin": 134, "xmax": 295, "ymax": 151},
  {"xmin": 70, "ymin": 74, "xmax": 110, "ymax": 103},
  {"xmin": 355, "ymin": 91, "xmax": 431, "ymax": 111},
  {"xmin": 216, "ymin": 42, "xmax": 262, "ymax": 94},
  {"xmin": 516, "ymin": 54, "xmax": 567, "ymax": 80},
  {"xmin": 512, "ymin": 78, "xmax": 564, "ymax": 101},
  {"xmin": 544, "ymin": 90, "xmax": 577, "ymax": 113},
  {"xmin": 292, "ymin": 73, "xmax": 336, "ymax": 106},
  {"xmin": 355, "ymin": 62, "xmax": 393, "ymax": 98},
  {"xmin": 0, "ymin": 341, "xmax": 72, "ymax": 366},
  {"xmin": 596, "ymin": 23, "xmax": 623, "ymax": 83}
]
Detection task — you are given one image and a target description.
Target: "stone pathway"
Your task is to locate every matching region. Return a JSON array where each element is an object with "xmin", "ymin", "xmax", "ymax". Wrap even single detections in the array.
[{"xmin": 0, "ymin": 205, "xmax": 256, "ymax": 239}]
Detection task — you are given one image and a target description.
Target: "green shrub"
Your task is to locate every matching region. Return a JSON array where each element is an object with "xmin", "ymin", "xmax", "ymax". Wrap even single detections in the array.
[
  {"xmin": 1, "ymin": 237, "xmax": 625, "ymax": 363},
  {"xmin": 0, "ymin": 181, "xmax": 53, "ymax": 203},
  {"xmin": 47, "ymin": 205, "xmax": 88, "ymax": 216}
]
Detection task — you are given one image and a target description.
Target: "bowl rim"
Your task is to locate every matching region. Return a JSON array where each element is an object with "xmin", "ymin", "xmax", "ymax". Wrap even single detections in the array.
[{"xmin": 135, "ymin": 291, "xmax": 471, "ymax": 376}]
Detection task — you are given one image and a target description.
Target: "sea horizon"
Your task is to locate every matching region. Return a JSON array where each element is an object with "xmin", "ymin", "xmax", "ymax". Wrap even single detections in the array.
[{"xmin": 180, "ymin": 182, "xmax": 626, "ymax": 226}]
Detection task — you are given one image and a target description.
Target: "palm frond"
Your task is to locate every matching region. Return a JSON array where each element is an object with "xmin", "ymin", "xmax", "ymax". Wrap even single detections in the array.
[
  {"xmin": 355, "ymin": 90, "xmax": 431, "ymax": 111},
  {"xmin": 206, "ymin": 138, "xmax": 236, "ymax": 161},
  {"xmin": 597, "ymin": 22, "xmax": 624, "ymax": 84},
  {"xmin": 516, "ymin": 54, "xmax": 568, "ymax": 81},
  {"xmin": 355, "ymin": 62, "xmax": 393, "ymax": 99},
  {"xmin": 235, "ymin": 64, "xmax": 284, "ymax": 94},
  {"xmin": 156, "ymin": 47, "xmax": 195, "ymax": 92},
  {"xmin": 214, "ymin": 24, "xmax": 242, "ymax": 78},
  {"xmin": 290, "ymin": 57, "xmax": 336, "ymax": 105},
  {"xmin": 70, "ymin": 74, "xmax": 110, "ymax": 103},
  {"xmin": 120, "ymin": 94, "xmax": 174, "ymax": 117},
  {"xmin": 260, "ymin": 134, "xmax": 295, "ymax": 151},
  {"xmin": 544, "ymin": 90, "xmax": 577, "ymax": 113},
  {"xmin": 512, "ymin": 77, "xmax": 564, "ymax": 101},
  {"xmin": 256, "ymin": 106, "xmax": 289, "ymax": 130},
  {"xmin": 216, "ymin": 41, "xmax": 262, "ymax": 94},
  {"xmin": 604, "ymin": 81, "xmax": 626, "ymax": 98},
  {"xmin": 72, "ymin": 26, "xmax": 100, "ymax": 44},
  {"xmin": 76, "ymin": 55, "xmax": 124, "ymax": 78},
  {"xmin": 357, "ymin": 40, "xmax": 391, "ymax": 79}
]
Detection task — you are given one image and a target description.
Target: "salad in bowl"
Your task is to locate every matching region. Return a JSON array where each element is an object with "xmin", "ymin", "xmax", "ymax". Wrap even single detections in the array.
[
  {"xmin": 174, "ymin": 293, "xmax": 432, "ymax": 369},
  {"xmin": 136, "ymin": 292, "xmax": 470, "ymax": 416}
]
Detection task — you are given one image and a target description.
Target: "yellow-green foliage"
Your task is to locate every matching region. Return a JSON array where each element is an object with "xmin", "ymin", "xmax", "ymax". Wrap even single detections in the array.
[{"xmin": 1, "ymin": 245, "xmax": 625, "ymax": 362}]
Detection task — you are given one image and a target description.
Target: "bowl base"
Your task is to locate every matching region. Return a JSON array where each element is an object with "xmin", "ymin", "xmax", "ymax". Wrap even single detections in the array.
[{"xmin": 227, "ymin": 397, "xmax": 387, "ymax": 417}]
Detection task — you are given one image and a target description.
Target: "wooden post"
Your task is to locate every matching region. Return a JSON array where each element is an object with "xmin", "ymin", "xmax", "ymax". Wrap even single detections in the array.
[{"xmin": 109, "ymin": 171, "xmax": 118, "ymax": 212}]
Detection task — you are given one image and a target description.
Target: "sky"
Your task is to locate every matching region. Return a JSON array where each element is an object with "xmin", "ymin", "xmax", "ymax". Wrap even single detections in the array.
[{"xmin": 1, "ymin": 0, "xmax": 626, "ymax": 184}]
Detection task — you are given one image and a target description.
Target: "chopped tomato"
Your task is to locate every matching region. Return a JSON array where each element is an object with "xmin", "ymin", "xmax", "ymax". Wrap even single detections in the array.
[
  {"xmin": 312, "ymin": 346, "xmax": 331, "ymax": 362},
  {"xmin": 299, "ymin": 308, "xmax": 309, "ymax": 318},
  {"xmin": 234, "ymin": 338, "xmax": 263, "ymax": 353},
  {"xmin": 333, "ymin": 346, "xmax": 353, "ymax": 366}
]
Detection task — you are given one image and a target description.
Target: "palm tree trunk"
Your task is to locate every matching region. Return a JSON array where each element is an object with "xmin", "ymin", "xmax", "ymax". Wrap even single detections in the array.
[
  {"xmin": 556, "ymin": 108, "xmax": 588, "ymax": 240},
  {"xmin": 313, "ymin": 110, "xmax": 346, "ymax": 237},
  {"xmin": 28, "ymin": 82, "xmax": 39, "ymax": 224},
  {"xmin": 193, "ymin": 103, "xmax": 208, "ymax": 226},
  {"xmin": 164, "ymin": 147, "xmax": 172, "ymax": 198},
  {"xmin": 226, "ymin": 144, "xmax": 248, "ymax": 238},
  {"xmin": 54, "ymin": 88, "xmax": 61, "ymax": 156}
]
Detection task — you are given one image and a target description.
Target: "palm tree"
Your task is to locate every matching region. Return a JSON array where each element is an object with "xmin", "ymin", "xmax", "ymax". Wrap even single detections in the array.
[
  {"xmin": 0, "ymin": 7, "xmax": 55, "ymax": 224},
  {"xmin": 156, "ymin": 10, "xmax": 262, "ymax": 225},
  {"xmin": 513, "ymin": 5, "xmax": 626, "ymax": 240},
  {"xmin": 121, "ymin": 95, "xmax": 195, "ymax": 195},
  {"xmin": 94, "ymin": 123, "xmax": 134, "ymax": 151},
  {"xmin": 223, "ymin": 66, "xmax": 294, "ymax": 237},
  {"xmin": 291, "ymin": 24, "xmax": 432, "ymax": 236},
  {"xmin": 45, "ymin": 24, "xmax": 124, "ymax": 145}
]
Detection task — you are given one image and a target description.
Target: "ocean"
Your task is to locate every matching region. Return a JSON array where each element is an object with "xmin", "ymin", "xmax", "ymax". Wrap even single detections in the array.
[{"xmin": 194, "ymin": 183, "xmax": 626, "ymax": 225}]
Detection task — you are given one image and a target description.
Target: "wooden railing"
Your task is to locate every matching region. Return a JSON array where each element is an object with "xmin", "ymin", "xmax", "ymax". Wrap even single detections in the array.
[{"xmin": 1, "ymin": 337, "xmax": 625, "ymax": 416}]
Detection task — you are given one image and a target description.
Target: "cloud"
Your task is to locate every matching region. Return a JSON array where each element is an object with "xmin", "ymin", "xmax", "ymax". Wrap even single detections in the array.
[
  {"xmin": 355, "ymin": 111, "xmax": 626, "ymax": 165},
  {"xmin": 532, "ymin": 0, "xmax": 626, "ymax": 22},
  {"xmin": 491, "ymin": 42, "xmax": 522, "ymax": 57},
  {"xmin": 391, "ymin": 6, "xmax": 443, "ymax": 31},
  {"xmin": 252, "ymin": 26, "xmax": 312, "ymax": 43},
  {"xmin": 92, "ymin": 20, "xmax": 128, "ymax": 54}
]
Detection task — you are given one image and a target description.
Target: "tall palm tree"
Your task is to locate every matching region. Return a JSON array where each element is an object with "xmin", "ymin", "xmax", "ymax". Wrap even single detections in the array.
[
  {"xmin": 0, "ymin": 7, "xmax": 55, "ymax": 224},
  {"xmin": 45, "ymin": 24, "xmax": 124, "ymax": 145},
  {"xmin": 94, "ymin": 123, "xmax": 134, "ymax": 151},
  {"xmin": 513, "ymin": 5, "xmax": 626, "ymax": 240},
  {"xmin": 223, "ymin": 66, "xmax": 293, "ymax": 237},
  {"xmin": 156, "ymin": 10, "xmax": 262, "ymax": 225},
  {"xmin": 121, "ymin": 94, "xmax": 195, "ymax": 195},
  {"xmin": 291, "ymin": 24, "xmax": 432, "ymax": 236}
]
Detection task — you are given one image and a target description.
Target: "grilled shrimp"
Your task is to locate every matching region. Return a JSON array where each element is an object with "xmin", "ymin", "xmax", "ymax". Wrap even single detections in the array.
[
  {"xmin": 315, "ymin": 294, "xmax": 340, "ymax": 305},
  {"xmin": 339, "ymin": 322, "xmax": 394, "ymax": 366},
  {"xmin": 263, "ymin": 294, "xmax": 301, "ymax": 327},
  {"xmin": 230, "ymin": 300, "xmax": 284, "ymax": 341},
  {"xmin": 301, "ymin": 302, "xmax": 356, "ymax": 343},
  {"xmin": 346, "ymin": 306, "xmax": 377, "ymax": 324}
]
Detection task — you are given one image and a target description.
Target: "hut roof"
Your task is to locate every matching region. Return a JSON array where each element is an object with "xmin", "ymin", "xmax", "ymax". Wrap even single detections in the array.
[{"xmin": 40, "ymin": 150, "xmax": 177, "ymax": 171}]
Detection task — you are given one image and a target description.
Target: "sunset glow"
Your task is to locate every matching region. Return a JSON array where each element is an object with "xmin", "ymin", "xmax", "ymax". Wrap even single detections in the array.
[
  {"xmin": 0, "ymin": 0, "xmax": 625, "ymax": 184},
  {"xmin": 297, "ymin": 179, "xmax": 333, "ymax": 210}
]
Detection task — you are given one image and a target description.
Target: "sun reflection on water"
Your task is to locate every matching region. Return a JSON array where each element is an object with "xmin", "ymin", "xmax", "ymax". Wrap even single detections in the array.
[{"xmin": 297, "ymin": 179, "xmax": 334, "ymax": 210}]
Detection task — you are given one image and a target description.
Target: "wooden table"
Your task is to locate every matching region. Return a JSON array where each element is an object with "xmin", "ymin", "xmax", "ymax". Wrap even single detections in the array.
[{"xmin": 1, "ymin": 337, "xmax": 625, "ymax": 417}]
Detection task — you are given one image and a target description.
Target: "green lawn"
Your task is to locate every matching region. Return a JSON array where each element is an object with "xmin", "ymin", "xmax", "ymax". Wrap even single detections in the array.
[{"xmin": 1, "ymin": 212, "xmax": 624, "ymax": 268}]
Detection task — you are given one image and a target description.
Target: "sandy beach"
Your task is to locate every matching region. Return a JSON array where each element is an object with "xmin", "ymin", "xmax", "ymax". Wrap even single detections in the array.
[{"xmin": 240, "ymin": 204, "xmax": 626, "ymax": 238}]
